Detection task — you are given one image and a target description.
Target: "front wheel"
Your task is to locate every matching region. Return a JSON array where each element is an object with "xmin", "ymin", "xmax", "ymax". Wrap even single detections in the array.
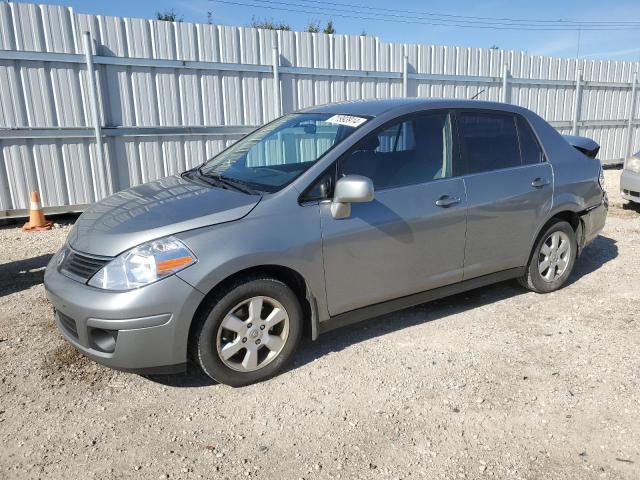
[
  {"xmin": 190, "ymin": 277, "xmax": 303, "ymax": 387},
  {"xmin": 519, "ymin": 220, "xmax": 577, "ymax": 293}
]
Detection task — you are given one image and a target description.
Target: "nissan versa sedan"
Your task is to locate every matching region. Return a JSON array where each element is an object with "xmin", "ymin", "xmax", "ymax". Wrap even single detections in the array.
[{"xmin": 44, "ymin": 99, "xmax": 608, "ymax": 387}]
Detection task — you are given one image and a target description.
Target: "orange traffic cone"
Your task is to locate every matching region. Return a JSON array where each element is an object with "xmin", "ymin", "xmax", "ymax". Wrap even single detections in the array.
[{"xmin": 22, "ymin": 191, "xmax": 53, "ymax": 231}]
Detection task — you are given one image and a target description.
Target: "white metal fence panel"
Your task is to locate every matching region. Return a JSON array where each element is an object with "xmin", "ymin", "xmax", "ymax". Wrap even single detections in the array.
[{"xmin": 0, "ymin": 1, "xmax": 638, "ymax": 217}]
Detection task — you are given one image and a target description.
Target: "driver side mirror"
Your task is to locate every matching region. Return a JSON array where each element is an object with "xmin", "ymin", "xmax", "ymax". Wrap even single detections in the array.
[{"xmin": 331, "ymin": 175, "xmax": 374, "ymax": 219}]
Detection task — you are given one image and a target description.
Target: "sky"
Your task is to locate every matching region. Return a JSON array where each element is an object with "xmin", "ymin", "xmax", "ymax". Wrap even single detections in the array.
[{"xmin": 17, "ymin": 0, "xmax": 640, "ymax": 61}]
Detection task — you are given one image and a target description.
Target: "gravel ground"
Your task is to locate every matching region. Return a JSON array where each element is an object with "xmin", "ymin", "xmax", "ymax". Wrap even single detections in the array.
[{"xmin": 1, "ymin": 168, "xmax": 639, "ymax": 480}]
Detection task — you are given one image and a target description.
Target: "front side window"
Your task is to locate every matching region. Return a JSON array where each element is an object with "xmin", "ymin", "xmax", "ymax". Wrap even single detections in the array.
[
  {"xmin": 300, "ymin": 168, "xmax": 335, "ymax": 202},
  {"xmin": 338, "ymin": 112, "xmax": 454, "ymax": 190},
  {"xmin": 457, "ymin": 112, "xmax": 521, "ymax": 174},
  {"xmin": 198, "ymin": 113, "xmax": 368, "ymax": 193}
]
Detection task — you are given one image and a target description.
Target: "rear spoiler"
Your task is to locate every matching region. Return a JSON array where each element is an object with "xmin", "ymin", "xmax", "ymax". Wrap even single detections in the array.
[{"xmin": 562, "ymin": 134, "xmax": 600, "ymax": 159}]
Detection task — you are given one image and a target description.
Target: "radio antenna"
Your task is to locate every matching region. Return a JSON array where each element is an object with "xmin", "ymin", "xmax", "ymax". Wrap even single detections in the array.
[{"xmin": 470, "ymin": 89, "xmax": 486, "ymax": 100}]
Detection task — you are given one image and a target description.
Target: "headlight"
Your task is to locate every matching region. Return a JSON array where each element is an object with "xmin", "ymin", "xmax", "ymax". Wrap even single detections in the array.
[
  {"xmin": 55, "ymin": 246, "xmax": 68, "ymax": 268},
  {"xmin": 88, "ymin": 236, "xmax": 196, "ymax": 291},
  {"xmin": 625, "ymin": 155, "xmax": 640, "ymax": 173}
]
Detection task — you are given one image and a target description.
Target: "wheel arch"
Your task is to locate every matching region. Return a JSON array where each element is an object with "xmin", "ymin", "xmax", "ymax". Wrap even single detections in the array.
[
  {"xmin": 188, "ymin": 264, "xmax": 320, "ymax": 351},
  {"xmin": 526, "ymin": 206, "xmax": 586, "ymax": 268}
]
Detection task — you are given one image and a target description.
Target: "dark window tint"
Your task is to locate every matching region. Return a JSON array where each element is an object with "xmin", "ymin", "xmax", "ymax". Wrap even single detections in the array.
[
  {"xmin": 339, "ymin": 113, "xmax": 453, "ymax": 190},
  {"xmin": 458, "ymin": 112, "xmax": 521, "ymax": 174},
  {"xmin": 300, "ymin": 168, "xmax": 334, "ymax": 202},
  {"xmin": 517, "ymin": 116, "xmax": 544, "ymax": 164}
]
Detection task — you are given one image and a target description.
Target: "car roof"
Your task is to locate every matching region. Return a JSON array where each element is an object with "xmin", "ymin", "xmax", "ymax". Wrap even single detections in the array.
[{"xmin": 301, "ymin": 98, "xmax": 528, "ymax": 117}]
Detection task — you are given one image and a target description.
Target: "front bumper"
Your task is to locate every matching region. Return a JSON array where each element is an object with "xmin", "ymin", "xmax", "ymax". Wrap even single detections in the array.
[
  {"xmin": 44, "ymin": 254, "xmax": 204, "ymax": 373},
  {"xmin": 620, "ymin": 169, "xmax": 640, "ymax": 203}
]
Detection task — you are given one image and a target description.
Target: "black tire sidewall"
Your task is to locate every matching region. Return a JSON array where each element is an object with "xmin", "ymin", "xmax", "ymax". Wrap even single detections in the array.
[
  {"xmin": 195, "ymin": 278, "xmax": 303, "ymax": 387},
  {"xmin": 528, "ymin": 220, "xmax": 577, "ymax": 293}
]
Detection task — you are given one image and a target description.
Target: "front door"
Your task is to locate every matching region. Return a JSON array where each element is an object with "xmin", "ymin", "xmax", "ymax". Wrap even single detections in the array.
[
  {"xmin": 456, "ymin": 111, "xmax": 553, "ymax": 279},
  {"xmin": 319, "ymin": 111, "xmax": 468, "ymax": 316}
]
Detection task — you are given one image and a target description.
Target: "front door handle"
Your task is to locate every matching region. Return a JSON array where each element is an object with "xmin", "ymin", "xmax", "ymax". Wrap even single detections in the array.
[
  {"xmin": 531, "ymin": 177, "xmax": 550, "ymax": 188},
  {"xmin": 435, "ymin": 195, "xmax": 461, "ymax": 207}
]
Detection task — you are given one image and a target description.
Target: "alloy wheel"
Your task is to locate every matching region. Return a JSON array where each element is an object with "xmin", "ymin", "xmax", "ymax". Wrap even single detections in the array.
[
  {"xmin": 538, "ymin": 231, "xmax": 571, "ymax": 282},
  {"xmin": 215, "ymin": 296, "xmax": 290, "ymax": 372}
]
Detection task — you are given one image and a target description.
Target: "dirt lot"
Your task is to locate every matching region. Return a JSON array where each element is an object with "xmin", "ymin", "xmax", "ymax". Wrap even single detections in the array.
[{"xmin": 0, "ymin": 169, "xmax": 639, "ymax": 479}]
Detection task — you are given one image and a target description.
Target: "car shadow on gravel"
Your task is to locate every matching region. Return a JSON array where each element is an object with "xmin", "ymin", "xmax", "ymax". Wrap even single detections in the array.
[
  {"xmin": 289, "ymin": 236, "xmax": 618, "ymax": 372},
  {"xmin": 622, "ymin": 202, "xmax": 640, "ymax": 213},
  {"xmin": 143, "ymin": 234, "xmax": 618, "ymax": 388},
  {"xmin": 289, "ymin": 282, "xmax": 528, "ymax": 370},
  {"xmin": 565, "ymin": 234, "xmax": 618, "ymax": 287},
  {"xmin": 141, "ymin": 366, "xmax": 219, "ymax": 388},
  {"xmin": 0, "ymin": 254, "xmax": 53, "ymax": 298},
  {"xmin": 142, "ymin": 283, "xmax": 529, "ymax": 389}
]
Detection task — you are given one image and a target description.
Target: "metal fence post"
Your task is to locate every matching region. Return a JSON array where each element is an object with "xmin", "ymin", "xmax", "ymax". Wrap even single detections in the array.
[
  {"xmin": 572, "ymin": 69, "xmax": 583, "ymax": 136},
  {"xmin": 402, "ymin": 55, "xmax": 409, "ymax": 98},
  {"xmin": 82, "ymin": 31, "xmax": 112, "ymax": 194},
  {"xmin": 272, "ymin": 46, "xmax": 282, "ymax": 117},
  {"xmin": 501, "ymin": 64, "xmax": 510, "ymax": 103},
  {"xmin": 625, "ymin": 72, "xmax": 638, "ymax": 165}
]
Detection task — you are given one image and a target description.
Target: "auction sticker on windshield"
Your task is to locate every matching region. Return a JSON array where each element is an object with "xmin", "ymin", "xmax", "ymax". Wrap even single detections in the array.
[{"xmin": 325, "ymin": 115, "xmax": 368, "ymax": 128}]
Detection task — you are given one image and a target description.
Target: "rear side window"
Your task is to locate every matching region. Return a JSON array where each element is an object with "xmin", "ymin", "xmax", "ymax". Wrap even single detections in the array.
[
  {"xmin": 457, "ymin": 112, "xmax": 521, "ymax": 174},
  {"xmin": 516, "ymin": 116, "xmax": 545, "ymax": 164}
]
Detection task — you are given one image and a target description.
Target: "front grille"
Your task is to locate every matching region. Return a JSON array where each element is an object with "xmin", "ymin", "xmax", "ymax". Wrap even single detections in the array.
[
  {"xmin": 61, "ymin": 251, "xmax": 110, "ymax": 281},
  {"xmin": 57, "ymin": 311, "xmax": 79, "ymax": 340}
]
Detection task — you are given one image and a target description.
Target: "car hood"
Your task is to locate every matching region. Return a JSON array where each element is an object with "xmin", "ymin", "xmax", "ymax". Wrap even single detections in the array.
[{"xmin": 67, "ymin": 175, "xmax": 261, "ymax": 257}]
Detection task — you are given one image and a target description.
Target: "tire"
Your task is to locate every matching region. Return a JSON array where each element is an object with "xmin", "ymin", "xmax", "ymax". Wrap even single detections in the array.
[
  {"xmin": 190, "ymin": 276, "xmax": 303, "ymax": 387},
  {"xmin": 518, "ymin": 220, "xmax": 577, "ymax": 293}
]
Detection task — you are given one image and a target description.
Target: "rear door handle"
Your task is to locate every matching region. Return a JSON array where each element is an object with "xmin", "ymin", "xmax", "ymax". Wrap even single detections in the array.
[
  {"xmin": 531, "ymin": 177, "xmax": 550, "ymax": 188},
  {"xmin": 435, "ymin": 195, "xmax": 461, "ymax": 207}
]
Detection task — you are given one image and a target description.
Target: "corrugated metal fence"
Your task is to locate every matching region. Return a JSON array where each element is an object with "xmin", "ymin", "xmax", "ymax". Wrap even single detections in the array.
[{"xmin": 1, "ymin": 1, "xmax": 639, "ymax": 217}]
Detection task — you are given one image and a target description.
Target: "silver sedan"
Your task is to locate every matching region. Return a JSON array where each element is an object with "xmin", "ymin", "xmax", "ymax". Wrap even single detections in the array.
[
  {"xmin": 621, "ymin": 151, "xmax": 640, "ymax": 203},
  {"xmin": 45, "ymin": 99, "xmax": 608, "ymax": 386}
]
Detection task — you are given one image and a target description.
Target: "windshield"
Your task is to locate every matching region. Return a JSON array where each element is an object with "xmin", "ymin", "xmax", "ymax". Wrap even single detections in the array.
[{"xmin": 198, "ymin": 113, "xmax": 368, "ymax": 193}]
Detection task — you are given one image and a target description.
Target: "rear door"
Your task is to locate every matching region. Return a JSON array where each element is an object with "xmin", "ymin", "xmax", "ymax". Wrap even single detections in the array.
[
  {"xmin": 456, "ymin": 111, "xmax": 552, "ymax": 279},
  {"xmin": 318, "ymin": 111, "xmax": 468, "ymax": 315}
]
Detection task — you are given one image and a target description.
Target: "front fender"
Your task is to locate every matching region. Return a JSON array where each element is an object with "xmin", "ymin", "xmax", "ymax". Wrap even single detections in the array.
[{"xmin": 174, "ymin": 201, "xmax": 329, "ymax": 329}]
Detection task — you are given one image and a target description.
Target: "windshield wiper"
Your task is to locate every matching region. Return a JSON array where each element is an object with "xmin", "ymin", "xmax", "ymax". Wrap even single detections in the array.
[
  {"xmin": 197, "ymin": 169, "xmax": 259, "ymax": 195},
  {"xmin": 219, "ymin": 176, "xmax": 261, "ymax": 195},
  {"xmin": 182, "ymin": 168, "xmax": 211, "ymax": 186}
]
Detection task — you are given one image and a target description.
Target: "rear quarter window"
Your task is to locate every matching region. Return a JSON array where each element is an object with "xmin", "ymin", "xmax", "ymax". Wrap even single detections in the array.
[{"xmin": 516, "ymin": 116, "xmax": 545, "ymax": 165}]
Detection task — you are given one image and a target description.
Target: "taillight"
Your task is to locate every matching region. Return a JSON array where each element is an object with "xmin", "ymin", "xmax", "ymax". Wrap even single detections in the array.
[{"xmin": 598, "ymin": 166, "xmax": 605, "ymax": 191}]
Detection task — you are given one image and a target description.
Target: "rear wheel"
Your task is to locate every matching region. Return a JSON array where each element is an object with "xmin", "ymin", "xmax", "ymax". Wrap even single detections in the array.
[
  {"xmin": 191, "ymin": 277, "xmax": 303, "ymax": 387},
  {"xmin": 519, "ymin": 220, "xmax": 577, "ymax": 293}
]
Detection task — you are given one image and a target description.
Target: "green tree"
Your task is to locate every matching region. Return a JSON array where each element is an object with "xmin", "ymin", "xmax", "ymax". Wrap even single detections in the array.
[
  {"xmin": 306, "ymin": 20, "xmax": 320, "ymax": 33},
  {"xmin": 323, "ymin": 19, "xmax": 336, "ymax": 34},
  {"xmin": 250, "ymin": 17, "xmax": 291, "ymax": 31},
  {"xmin": 307, "ymin": 19, "xmax": 335, "ymax": 34},
  {"xmin": 156, "ymin": 9, "xmax": 182, "ymax": 22}
]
